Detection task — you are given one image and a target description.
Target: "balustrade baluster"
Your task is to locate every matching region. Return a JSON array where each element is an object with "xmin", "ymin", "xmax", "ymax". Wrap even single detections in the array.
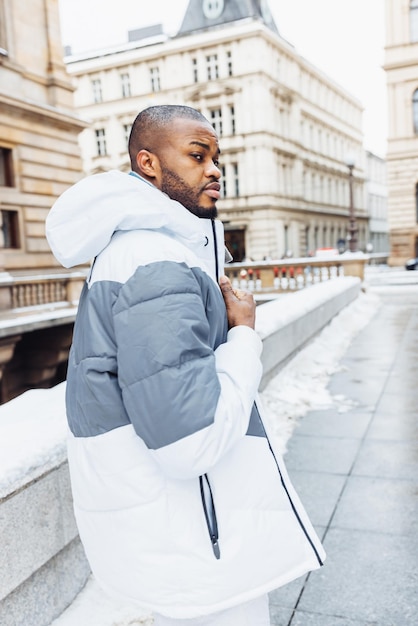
[
  {"xmin": 296, "ymin": 267, "xmax": 305, "ymax": 289},
  {"xmin": 11, "ymin": 286, "xmax": 18, "ymax": 309},
  {"xmin": 255, "ymin": 269, "xmax": 262, "ymax": 291},
  {"xmin": 273, "ymin": 267, "xmax": 280, "ymax": 290}
]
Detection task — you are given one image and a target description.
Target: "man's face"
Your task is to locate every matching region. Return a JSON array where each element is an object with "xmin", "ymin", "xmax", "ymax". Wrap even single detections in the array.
[{"xmin": 156, "ymin": 118, "xmax": 221, "ymax": 219}]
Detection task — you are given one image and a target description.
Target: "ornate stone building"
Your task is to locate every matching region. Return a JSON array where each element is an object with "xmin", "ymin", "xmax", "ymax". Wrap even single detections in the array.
[
  {"xmin": 65, "ymin": 0, "xmax": 370, "ymax": 261},
  {"xmin": 365, "ymin": 151, "xmax": 389, "ymax": 253},
  {"xmin": 384, "ymin": 0, "xmax": 418, "ymax": 264},
  {"xmin": 0, "ymin": 0, "xmax": 86, "ymax": 401}
]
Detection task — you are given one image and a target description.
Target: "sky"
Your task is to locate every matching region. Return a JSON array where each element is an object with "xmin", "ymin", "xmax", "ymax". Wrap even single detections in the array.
[{"xmin": 58, "ymin": 0, "xmax": 387, "ymax": 158}]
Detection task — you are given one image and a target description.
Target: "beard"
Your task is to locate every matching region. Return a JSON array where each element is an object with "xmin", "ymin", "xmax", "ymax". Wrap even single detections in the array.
[{"xmin": 160, "ymin": 164, "xmax": 218, "ymax": 219}]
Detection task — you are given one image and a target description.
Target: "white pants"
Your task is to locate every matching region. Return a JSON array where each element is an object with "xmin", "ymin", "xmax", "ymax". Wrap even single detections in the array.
[{"xmin": 152, "ymin": 594, "xmax": 270, "ymax": 626}]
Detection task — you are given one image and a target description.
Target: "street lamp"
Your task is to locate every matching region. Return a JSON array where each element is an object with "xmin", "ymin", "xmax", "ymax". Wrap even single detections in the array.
[{"xmin": 345, "ymin": 154, "xmax": 358, "ymax": 253}]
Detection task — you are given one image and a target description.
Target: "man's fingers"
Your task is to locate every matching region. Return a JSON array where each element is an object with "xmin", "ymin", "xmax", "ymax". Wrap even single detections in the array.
[
  {"xmin": 219, "ymin": 275, "xmax": 234, "ymax": 296},
  {"xmin": 219, "ymin": 276, "xmax": 256, "ymax": 329},
  {"xmin": 220, "ymin": 276, "xmax": 253, "ymax": 301},
  {"xmin": 220, "ymin": 277, "xmax": 243, "ymax": 300}
]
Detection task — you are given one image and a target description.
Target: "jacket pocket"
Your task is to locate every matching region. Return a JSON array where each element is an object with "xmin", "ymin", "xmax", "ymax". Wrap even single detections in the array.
[{"xmin": 199, "ymin": 474, "xmax": 221, "ymax": 559}]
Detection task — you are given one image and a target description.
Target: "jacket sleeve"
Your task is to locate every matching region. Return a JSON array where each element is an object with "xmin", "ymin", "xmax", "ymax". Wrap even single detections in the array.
[{"xmin": 113, "ymin": 260, "xmax": 263, "ymax": 480}]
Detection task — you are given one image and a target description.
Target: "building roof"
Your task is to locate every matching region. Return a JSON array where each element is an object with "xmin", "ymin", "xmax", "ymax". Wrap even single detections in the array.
[{"xmin": 176, "ymin": 0, "xmax": 279, "ymax": 37}]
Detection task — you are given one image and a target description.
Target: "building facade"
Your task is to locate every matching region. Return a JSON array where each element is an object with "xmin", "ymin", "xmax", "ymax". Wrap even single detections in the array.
[
  {"xmin": 0, "ymin": 0, "xmax": 86, "ymax": 271},
  {"xmin": 384, "ymin": 0, "xmax": 418, "ymax": 264},
  {"xmin": 365, "ymin": 151, "xmax": 389, "ymax": 253},
  {"xmin": 0, "ymin": 0, "xmax": 86, "ymax": 401},
  {"xmin": 65, "ymin": 0, "xmax": 370, "ymax": 261}
]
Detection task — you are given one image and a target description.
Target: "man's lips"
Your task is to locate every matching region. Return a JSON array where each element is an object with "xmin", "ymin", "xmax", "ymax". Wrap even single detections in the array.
[{"xmin": 203, "ymin": 182, "xmax": 221, "ymax": 200}]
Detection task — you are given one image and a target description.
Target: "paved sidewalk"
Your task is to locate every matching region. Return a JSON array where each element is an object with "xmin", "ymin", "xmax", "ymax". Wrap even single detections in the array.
[{"xmin": 268, "ymin": 281, "xmax": 418, "ymax": 626}]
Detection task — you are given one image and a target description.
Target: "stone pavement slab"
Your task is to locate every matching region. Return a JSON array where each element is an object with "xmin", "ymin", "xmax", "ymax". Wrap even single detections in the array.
[
  {"xmin": 269, "ymin": 282, "xmax": 418, "ymax": 626},
  {"xmin": 296, "ymin": 528, "xmax": 418, "ymax": 625}
]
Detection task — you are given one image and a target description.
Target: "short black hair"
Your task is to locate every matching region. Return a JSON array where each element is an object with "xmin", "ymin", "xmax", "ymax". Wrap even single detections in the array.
[{"xmin": 128, "ymin": 105, "xmax": 209, "ymax": 170}]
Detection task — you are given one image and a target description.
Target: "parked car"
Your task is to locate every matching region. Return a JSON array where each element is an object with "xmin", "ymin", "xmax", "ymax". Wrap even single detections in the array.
[{"xmin": 405, "ymin": 257, "xmax": 418, "ymax": 270}]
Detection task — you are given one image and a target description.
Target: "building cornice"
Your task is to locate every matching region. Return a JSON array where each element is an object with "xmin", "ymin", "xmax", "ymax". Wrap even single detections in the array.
[{"xmin": 0, "ymin": 93, "xmax": 88, "ymax": 131}]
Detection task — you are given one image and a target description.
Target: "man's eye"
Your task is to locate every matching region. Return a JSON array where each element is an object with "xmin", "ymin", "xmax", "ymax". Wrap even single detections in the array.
[
  {"xmin": 192, "ymin": 153, "xmax": 203, "ymax": 161},
  {"xmin": 213, "ymin": 160, "xmax": 220, "ymax": 168}
]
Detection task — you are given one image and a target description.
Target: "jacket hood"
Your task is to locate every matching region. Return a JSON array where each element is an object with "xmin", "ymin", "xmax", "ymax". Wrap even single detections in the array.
[{"xmin": 46, "ymin": 170, "xmax": 218, "ymax": 268}]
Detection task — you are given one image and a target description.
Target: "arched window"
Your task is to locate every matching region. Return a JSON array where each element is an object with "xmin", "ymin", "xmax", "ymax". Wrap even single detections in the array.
[
  {"xmin": 413, "ymin": 89, "xmax": 418, "ymax": 133},
  {"xmin": 411, "ymin": 0, "xmax": 418, "ymax": 42}
]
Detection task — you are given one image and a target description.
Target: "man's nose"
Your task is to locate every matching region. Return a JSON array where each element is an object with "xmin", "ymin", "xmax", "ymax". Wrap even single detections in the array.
[{"xmin": 206, "ymin": 161, "xmax": 221, "ymax": 179}]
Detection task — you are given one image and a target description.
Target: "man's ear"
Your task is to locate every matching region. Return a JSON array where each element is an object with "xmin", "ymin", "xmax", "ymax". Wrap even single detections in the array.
[{"xmin": 135, "ymin": 149, "xmax": 160, "ymax": 179}]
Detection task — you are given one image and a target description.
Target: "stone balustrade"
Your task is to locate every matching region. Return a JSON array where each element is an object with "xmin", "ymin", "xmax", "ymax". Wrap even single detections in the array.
[
  {"xmin": 0, "ymin": 270, "xmax": 87, "ymax": 403},
  {"xmin": 0, "ymin": 270, "xmax": 87, "ymax": 312},
  {"xmin": 224, "ymin": 252, "xmax": 370, "ymax": 296}
]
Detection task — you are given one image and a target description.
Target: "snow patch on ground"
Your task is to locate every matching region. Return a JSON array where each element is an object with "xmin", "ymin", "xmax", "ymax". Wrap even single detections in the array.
[{"xmin": 260, "ymin": 288, "xmax": 381, "ymax": 455}]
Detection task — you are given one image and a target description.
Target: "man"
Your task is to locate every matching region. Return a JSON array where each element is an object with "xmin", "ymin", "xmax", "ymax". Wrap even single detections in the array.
[{"xmin": 46, "ymin": 105, "xmax": 324, "ymax": 625}]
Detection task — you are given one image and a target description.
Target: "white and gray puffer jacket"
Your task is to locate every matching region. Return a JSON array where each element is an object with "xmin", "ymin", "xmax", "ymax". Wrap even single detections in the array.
[{"xmin": 46, "ymin": 170, "xmax": 325, "ymax": 619}]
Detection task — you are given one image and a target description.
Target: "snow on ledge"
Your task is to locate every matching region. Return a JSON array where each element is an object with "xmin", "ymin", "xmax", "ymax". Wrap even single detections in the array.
[
  {"xmin": 0, "ymin": 382, "xmax": 67, "ymax": 499},
  {"xmin": 255, "ymin": 276, "xmax": 360, "ymax": 339}
]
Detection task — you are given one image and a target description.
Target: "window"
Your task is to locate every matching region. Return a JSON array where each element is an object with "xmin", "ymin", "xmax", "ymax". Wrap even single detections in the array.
[
  {"xmin": 206, "ymin": 54, "xmax": 219, "ymax": 80},
  {"xmin": 192, "ymin": 58, "xmax": 198, "ymax": 83},
  {"xmin": 224, "ymin": 229, "xmax": 246, "ymax": 262},
  {"xmin": 0, "ymin": 148, "xmax": 14, "ymax": 186},
  {"xmin": 284, "ymin": 225, "xmax": 289, "ymax": 252},
  {"xmin": 0, "ymin": 2, "xmax": 8, "ymax": 57},
  {"xmin": 95, "ymin": 128, "xmax": 107, "ymax": 156},
  {"xmin": 230, "ymin": 106, "xmax": 236, "ymax": 135},
  {"xmin": 411, "ymin": 0, "xmax": 418, "ymax": 42},
  {"xmin": 0, "ymin": 210, "xmax": 19, "ymax": 248},
  {"xmin": 220, "ymin": 165, "xmax": 226, "ymax": 197},
  {"xmin": 150, "ymin": 66, "xmax": 161, "ymax": 92},
  {"xmin": 232, "ymin": 163, "xmax": 239, "ymax": 197},
  {"xmin": 210, "ymin": 108, "xmax": 223, "ymax": 137},
  {"xmin": 413, "ymin": 89, "xmax": 418, "ymax": 133},
  {"xmin": 226, "ymin": 50, "xmax": 233, "ymax": 77},
  {"xmin": 222, "ymin": 162, "xmax": 239, "ymax": 197},
  {"xmin": 123, "ymin": 124, "xmax": 131, "ymax": 149},
  {"xmin": 120, "ymin": 73, "xmax": 131, "ymax": 98},
  {"xmin": 91, "ymin": 79, "xmax": 103, "ymax": 103}
]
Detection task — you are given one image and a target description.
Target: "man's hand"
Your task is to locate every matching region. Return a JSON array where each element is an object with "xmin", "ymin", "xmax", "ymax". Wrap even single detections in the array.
[{"xmin": 219, "ymin": 275, "xmax": 256, "ymax": 329}]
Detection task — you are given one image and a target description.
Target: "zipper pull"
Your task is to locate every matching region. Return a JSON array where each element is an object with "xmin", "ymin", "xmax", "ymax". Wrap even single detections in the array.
[{"xmin": 211, "ymin": 536, "xmax": 221, "ymax": 560}]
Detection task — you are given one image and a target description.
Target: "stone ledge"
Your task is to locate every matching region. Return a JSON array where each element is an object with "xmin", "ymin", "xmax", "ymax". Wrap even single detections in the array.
[
  {"xmin": 0, "ymin": 384, "xmax": 91, "ymax": 626},
  {"xmin": 258, "ymin": 276, "xmax": 361, "ymax": 389}
]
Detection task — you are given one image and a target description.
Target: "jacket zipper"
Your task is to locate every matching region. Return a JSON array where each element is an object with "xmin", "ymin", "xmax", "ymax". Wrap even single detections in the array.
[
  {"xmin": 256, "ymin": 404, "xmax": 324, "ymax": 566},
  {"xmin": 211, "ymin": 220, "xmax": 220, "ymax": 280},
  {"xmin": 197, "ymin": 224, "xmax": 221, "ymax": 560},
  {"xmin": 199, "ymin": 474, "xmax": 221, "ymax": 560},
  {"xmin": 209, "ymin": 222, "xmax": 320, "ymax": 565}
]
